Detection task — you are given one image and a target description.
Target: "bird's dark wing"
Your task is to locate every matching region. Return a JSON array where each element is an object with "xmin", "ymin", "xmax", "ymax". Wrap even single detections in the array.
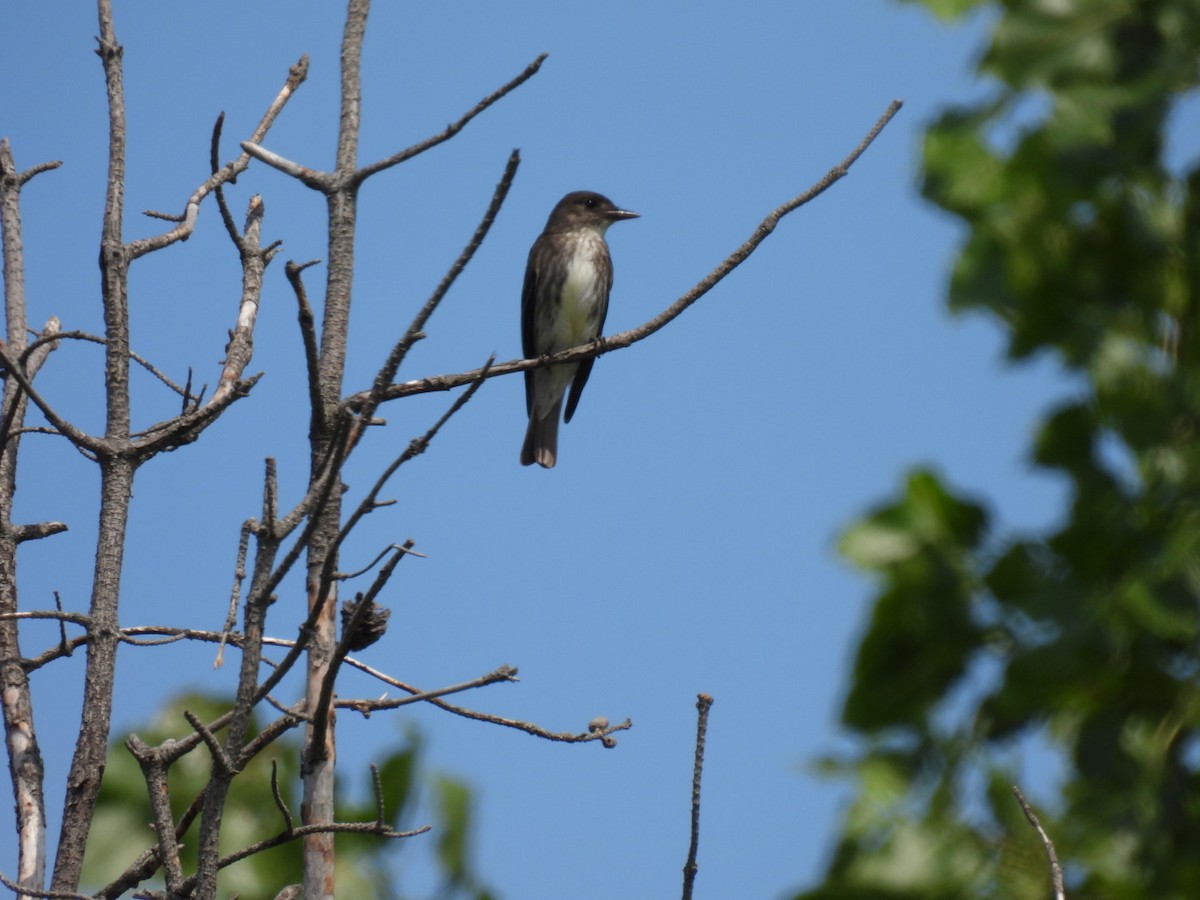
[
  {"xmin": 563, "ymin": 361, "xmax": 593, "ymax": 424},
  {"xmin": 521, "ymin": 238, "xmax": 542, "ymax": 417},
  {"xmin": 563, "ymin": 243, "xmax": 613, "ymax": 424}
]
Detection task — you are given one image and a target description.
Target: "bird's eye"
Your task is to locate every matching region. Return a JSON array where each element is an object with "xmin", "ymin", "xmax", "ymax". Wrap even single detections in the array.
[{"xmin": 583, "ymin": 197, "xmax": 596, "ymax": 208}]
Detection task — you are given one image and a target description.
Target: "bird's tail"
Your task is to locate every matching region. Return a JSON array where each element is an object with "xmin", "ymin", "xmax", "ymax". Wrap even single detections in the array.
[{"xmin": 520, "ymin": 399, "xmax": 562, "ymax": 468}]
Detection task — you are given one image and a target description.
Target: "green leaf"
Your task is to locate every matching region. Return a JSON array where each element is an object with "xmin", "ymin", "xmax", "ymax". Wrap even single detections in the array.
[{"xmin": 894, "ymin": 0, "xmax": 990, "ymax": 21}]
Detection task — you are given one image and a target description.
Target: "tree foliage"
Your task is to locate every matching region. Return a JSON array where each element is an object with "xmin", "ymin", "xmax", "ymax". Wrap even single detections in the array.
[
  {"xmin": 799, "ymin": 0, "xmax": 1200, "ymax": 896},
  {"xmin": 83, "ymin": 697, "xmax": 493, "ymax": 899}
]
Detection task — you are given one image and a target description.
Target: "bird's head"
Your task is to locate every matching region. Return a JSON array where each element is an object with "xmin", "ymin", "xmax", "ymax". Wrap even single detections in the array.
[{"xmin": 544, "ymin": 190, "xmax": 639, "ymax": 234}]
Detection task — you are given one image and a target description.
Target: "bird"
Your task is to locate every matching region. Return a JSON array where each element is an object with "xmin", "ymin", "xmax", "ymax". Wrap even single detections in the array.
[{"xmin": 520, "ymin": 190, "xmax": 639, "ymax": 468}]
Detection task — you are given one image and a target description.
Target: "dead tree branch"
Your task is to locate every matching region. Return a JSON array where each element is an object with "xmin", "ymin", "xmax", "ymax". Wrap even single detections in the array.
[
  {"xmin": 0, "ymin": 136, "xmax": 63, "ymax": 900},
  {"xmin": 682, "ymin": 694, "xmax": 714, "ymax": 900},
  {"xmin": 50, "ymin": 2, "xmax": 306, "ymax": 888},
  {"xmin": 348, "ymin": 99, "xmax": 905, "ymax": 409},
  {"xmin": 1012, "ymin": 784, "xmax": 1066, "ymax": 900}
]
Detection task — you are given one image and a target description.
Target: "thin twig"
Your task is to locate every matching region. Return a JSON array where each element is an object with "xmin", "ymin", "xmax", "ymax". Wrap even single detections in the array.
[
  {"xmin": 0, "ymin": 342, "xmax": 101, "ymax": 455},
  {"xmin": 129, "ymin": 370, "xmax": 264, "ymax": 458},
  {"xmin": 0, "ymin": 316, "xmax": 61, "ymax": 460},
  {"xmin": 337, "ymin": 666, "xmax": 519, "ymax": 715},
  {"xmin": 337, "ymin": 542, "xmax": 427, "ymax": 580},
  {"xmin": 367, "ymin": 149, "xmax": 519, "ymax": 403},
  {"xmin": 351, "ymin": 100, "xmax": 905, "ymax": 409},
  {"xmin": 208, "ymin": 192, "xmax": 271, "ymax": 407},
  {"xmin": 307, "ymin": 542, "xmax": 416, "ymax": 765},
  {"xmin": 316, "ymin": 358, "xmax": 493, "ymax": 609},
  {"xmin": 270, "ymin": 759, "xmax": 294, "ymax": 832},
  {"xmin": 15, "ymin": 610, "xmax": 627, "ymax": 751},
  {"xmin": 682, "ymin": 694, "xmax": 714, "ymax": 900},
  {"xmin": 369, "ymin": 764, "xmax": 387, "ymax": 825},
  {"xmin": 1012, "ymin": 785, "xmax": 1066, "ymax": 900},
  {"xmin": 340, "ymin": 654, "xmax": 630, "ymax": 744},
  {"xmin": 123, "ymin": 736, "xmax": 185, "ymax": 892},
  {"xmin": 183, "ymin": 710, "xmax": 236, "ymax": 777},
  {"xmin": 126, "ymin": 54, "xmax": 309, "ymax": 259},
  {"xmin": 17, "ymin": 158, "xmax": 64, "ymax": 186},
  {"xmin": 210, "ymin": 111, "xmax": 242, "ymax": 246},
  {"xmin": 355, "ymin": 56, "xmax": 546, "ymax": 182},
  {"xmin": 217, "ymin": 518, "xmax": 256, "ymax": 667},
  {"xmin": 18, "ymin": 329, "xmax": 197, "ymax": 401},
  {"xmin": 0, "ymin": 870, "xmax": 89, "ymax": 899},
  {"xmin": 199, "ymin": 819, "xmax": 430, "ymax": 880},
  {"xmin": 239, "ymin": 141, "xmax": 321, "ymax": 185},
  {"xmin": 285, "ymin": 259, "xmax": 323, "ymax": 425}
]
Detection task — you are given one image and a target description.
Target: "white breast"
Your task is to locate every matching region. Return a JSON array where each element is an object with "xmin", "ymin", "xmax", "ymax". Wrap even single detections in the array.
[{"xmin": 555, "ymin": 235, "xmax": 605, "ymax": 348}]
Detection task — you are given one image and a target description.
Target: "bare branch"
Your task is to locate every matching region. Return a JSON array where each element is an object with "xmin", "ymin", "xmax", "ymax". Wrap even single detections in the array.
[
  {"xmin": 0, "ymin": 166, "xmax": 69, "ymax": 900},
  {"xmin": 1, "ymin": 317, "xmax": 63, "ymax": 457},
  {"xmin": 337, "ymin": 665, "xmax": 518, "ymax": 715},
  {"xmin": 44, "ymin": 9, "xmax": 136, "ymax": 880},
  {"xmin": 198, "ymin": 453, "xmax": 291, "ymax": 895},
  {"xmin": 369, "ymin": 763, "xmax": 388, "ymax": 825},
  {"xmin": 99, "ymin": 705, "xmax": 299, "ymax": 899},
  {"xmin": 0, "ymin": 164, "xmax": 67, "ymax": 898},
  {"xmin": 16, "ymin": 158, "xmax": 64, "ymax": 187},
  {"xmin": 48, "ymin": 40, "xmax": 309, "ymax": 889},
  {"xmin": 216, "ymin": 517, "xmax": 256, "ymax": 667},
  {"xmin": 337, "ymin": 542, "xmax": 427, "ymax": 581},
  {"xmin": 183, "ymin": 709, "xmax": 236, "ymax": 777},
  {"xmin": 270, "ymin": 759, "xmax": 294, "ymax": 832},
  {"xmin": 351, "ymin": 100, "xmax": 905, "ymax": 408},
  {"xmin": 209, "ymin": 194, "xmax": 269, "ymax": 407},
  {"xmin": 284, "ymin": 259, "xmax": 323, "ymax": 426},
  {"xmin": 354, "ymin": 54, "xmax": 547, "ymax": 182},
  {"xmin": 0, "ymin": 609, "xmax": 92, "ymax": 629},
  {"xmin": 95, "ymin": 786, "xmax": 208, "ymax": 899},
  {"xmin": 126, "ymin": 53, "xmax": 309, "ymax": 259},
  {"xmin": 123, "ymin": 735, "xmax": 185, "ymax": 893},
  {"xmin": 210, "ymin": 111, "xmax": 241, "ymax": 246},
  {"xmin": 185, "ymin": 818, "xmax": 430, "ymax": 890},
  {"xmin": 1012, "ymin": 785, "xmax": 1066, "ymax": 900},
  {"xmin": 12, "ymin": 521, "xmax": 68, "ymax": 544},
  {"xmin": 129, "ymin": 370, "xmax": 263, "ymax": 458},
  {"xmin": 367, "ymin": 150, "xmax": 519, "ymax": 402},
  {"xmin": 342, "ymin": 655, "xmax": 631, "ymax": 745},
  {"xmin": 308, "ymin": 540, "xmax": 416, "ymax": 765},
  {"xmin": 318, "ymin": 358, "xmax": 493, "ymax": 606},
  {"xmin": 0, "ymin": 870, "xmax": 89, "ymax": 899},
  {"xmin": 18, "ymin": 329, "xmax": 198, "ymax": 403},
  {"xmin": 0, "ymin": 336, "xmax": 100, "ymax": 457},
  {"xmin": 682, "ymin": 694, "xmax": 714, "ymax": 900},
  {"xmin": 240, "ymin": 141, "xmax": 323, "ymax": 186}
]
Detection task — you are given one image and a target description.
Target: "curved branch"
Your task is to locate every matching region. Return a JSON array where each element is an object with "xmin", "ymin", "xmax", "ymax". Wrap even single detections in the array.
[
  {"xmin": 368, "ymin": 150, "xmax": 519, "ymax": 400},
  {"xmin": 350, "ymin": 99, "xmax": 904, "ymax": 408},
  {"xmin": 126, "ymin": 54, "xmax": 309, "ymax": 259},
  {"xmin": 1012, "ymin": 785, "xmax": 1066, "ymax": 900},
  {"xmin": 19, "ymin": 329, "xmax": 197, "ymax": 402},
  {"xmin": 0, "ymin": 342, "xmax": 101, "ymax": 456},
  {"xmin": 130, "ymin": 371, "xmax": 263, "ymax": 459},
  {"xmin": 354, "ymin": 54, "xmax": 547, "ymax": 183},
  {"xmin": 284, "ymin": 259, "xmax": 323, "ymax": 434}
]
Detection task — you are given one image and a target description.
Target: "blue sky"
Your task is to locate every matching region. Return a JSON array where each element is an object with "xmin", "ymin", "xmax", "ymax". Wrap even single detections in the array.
[{"xmin": 0, "ymin": 2, "xmax": 1141, "ymax": 897}]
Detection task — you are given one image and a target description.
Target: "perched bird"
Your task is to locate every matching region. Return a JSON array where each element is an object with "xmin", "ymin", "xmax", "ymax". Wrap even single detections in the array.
[{"xmin": 520, "ymin": 191, "xmax": 639, "ymax": 468}]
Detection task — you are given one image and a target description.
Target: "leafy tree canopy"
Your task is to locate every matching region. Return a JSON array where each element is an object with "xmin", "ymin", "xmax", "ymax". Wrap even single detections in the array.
[
  {"xmin": 799, "ymin": 0, "xmax": 1200, "ymax": 896},
  {"xmin": 85, "ymin": 694, "xmax": 493, "ymax": 899}
]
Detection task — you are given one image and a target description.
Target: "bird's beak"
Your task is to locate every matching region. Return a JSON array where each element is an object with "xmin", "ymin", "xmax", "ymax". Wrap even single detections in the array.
[{"xmin": 607, "ymin": 208, "xmax": 640, "ymax": 221}]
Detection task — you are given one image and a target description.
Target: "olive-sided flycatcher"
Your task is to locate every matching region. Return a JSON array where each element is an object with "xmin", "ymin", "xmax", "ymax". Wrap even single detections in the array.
[{"xmin": 520, "ymin": 191, "xmax": 639, "ymax": 468}]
